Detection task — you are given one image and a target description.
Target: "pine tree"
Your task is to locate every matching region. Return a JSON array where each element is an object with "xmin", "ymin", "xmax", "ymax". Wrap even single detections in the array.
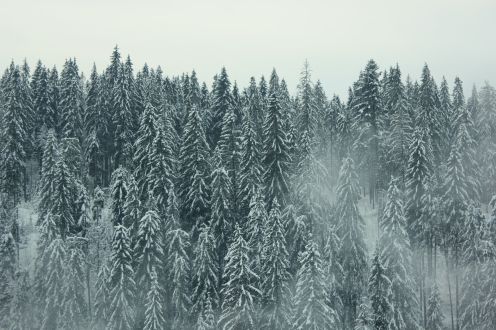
[
  {"xmin": 218, "ymin": 106, "xmax": 241, "ymax": 218},
  {"xmin": 292, "ymin": 234, "xmax": 336, "ymax": 330},
  {"xmin": 368, "ymin": 247, "xmax": 392, "ymax": 330},
  {"xmin": 165, "ymin": 188, "xmax": 192, "ymax": 329},
  {"xmin": 209, "ymin": 67, "xmax": 231, "ymax": 147},
  {"xmin": 110, "ymin": 166, "xmax": 129, "ymax": 227},
  {"xmin": 380, "ymin": 178, "xmax": 420, "ymax": 329},
  {"xmin": 426, "ymin": 284, "xmax": 444, "ymax": 330},
  {"xmin": 192, "ymin": 223, "xmax": 219, "ymax": 319},
  {"xmin": 210, "ymin": 154, "xmax": 233, "ymax": 275},
  {"xmin": 133, "ymin": 101, "xmax": 160, "ymax": 201},
  {"xmin": 107, "ymin": 225, "xmax": 136, "ymax": 330},
  {"xmin": 260, "ymin": 199, "xmax": 291, "ymax": 330},
  {"xmin": 47, "ymin": 66, "xmax": 60, "ymax": 132},
  {"xmin": 218, "ymin": 223, "xmax": 260, "ymax": 330},
  {"xmin": 41, "ymin": 238, "xmax": 66, "ymax": 330},
  {"xmin": 179, "ymin": 104, "xmax": 211, "ymax": 231},
  {"xmin": 8, "ymin": 270, "xmax": 31, "ymax": 330},
  {"xmin": 1, "ymin": 65, "xmax": 27, "ymax": 205},
  {"xmin": 245, "ymin": 188, "xmax": 268, "ymax": 276},
  {"xmin": 263, "ymin": 81, "xmax": 290, "ymax": 210},
  {"xmin": 60, "ymin": 239, "xmax": 88, "ymax": 329},
  {"xmin": 143, "ymin": 269, "xmax": 167, "ymax": 330},
  {"xmin": 239, "ymin": 107, "xmax": 263, "ymax": 218},
  {"xmin": 335, "ymin": 158, "xmax": 368, "ymax": 326},
  {"xmin": 134, "ymin": 202, "xmax": 165, "ymax": 327},
  {"xmin": 59, "ymin": 59, "xmax": 83, "ymax": 139},
  {"xmin": 93, "ymin": 261, "xmax": 110, "ymax": 329},
  {"xmin": 196, "ymin": 293, "xmax": 216, "ymax": 330}
]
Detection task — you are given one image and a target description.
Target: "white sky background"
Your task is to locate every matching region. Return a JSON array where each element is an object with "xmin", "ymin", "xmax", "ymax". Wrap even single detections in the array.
[{"xmin": 1, "ymin": 0, "xmax": 495, "ymax": 98}]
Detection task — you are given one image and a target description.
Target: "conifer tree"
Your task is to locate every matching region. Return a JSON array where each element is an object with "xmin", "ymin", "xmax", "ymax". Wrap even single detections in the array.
[
  {"xmin": 380, "ymin": 179, "xmax": 420, "ymax": 329},
  {"xmin": 218, "ymin": 223, "xmax": 260, "ymax": 330},
  {"xmin": 335, "ymin": 158, "xmax": 368, "ymax": 326},
  {"xmin": 209, "ymin": 67, "xmax": 231, "ymax": 147},
  {"xmin": 59, "ymin": 59, "xmax": 83, "ymax": 139},
  {"xmin": 41, "ymin": 238, "xmax": 67, "ymax": 330},
  {"xmin": 263, "ymin": 80, "xmax": 290, "ymax": 210},
  {"xmin": 239, "ymin": 107, "xmax": 263, "ymax": 218},
  {"xmin": 134, "ymin": 202, "xmax": 165, "ymax": 327},
  {"xmin": 143, "ymin": 269, "xmax": 167, "ymax": 330},
  {"xmin": 426, "ymin": 284, "xmax": 444, "ymax": 330},
  {"xmin": 260, "ymin": 199, "xmax": 291, "ymax": 330},
  {"xmin": 368, "ymin": 247, "xmax": 392, "ymax": 330},
  {"xmin": 60, "ymin": 239, "xmax": 88, "ymax": 329},
  {"xmin": 107, "ymin": 225, "xmax": 136, "ymax": 330},
  {"xmin": 93, "ymin": 261, "xmax": 110, "ymax": 329},
  {"xmin": 1, "ymin": 65, "xmax": 27, "ymax": 205},
  {"xmin": 245, "ymin": 188, "xmax": 268, "ymax": 275},
  {"xmin": 192, "ymin": 224, "xmax": 219, "ymax": 319},
  {"xmin": 165, "ymin": 187, "xmax": 192, "ymax": 329},
  {"xmin": 292, "ymin": 234, "xmax": 336, "ymax": 330},
  {"xmin": 110, "ymin": 166, "xmax": 129, "ymax": 227},
  {"xmin": 179, "ymin": 104, "xmax": 211, "ymax": 231}
]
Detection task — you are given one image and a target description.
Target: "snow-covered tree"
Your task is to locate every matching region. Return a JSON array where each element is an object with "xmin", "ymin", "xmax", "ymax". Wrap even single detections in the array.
[
  {"xmin": 260, "ymin": 199, "xmax": 291, "ymax": 330},
  {"xmin": 426, "ymin": 284, "xmax": 444, "ymax": 330},
  {"xmin": 292, "ymin": 234, "xmax": 336, "ymax": 330},
  {"xmin": 218, "ymin": 223, "xmax": 260, "ymax": 330},
  {"xmin": 107, "ymin": 225, "xmax": 135, "ymax": 330},
  {"xmin": 143, "ymin": 269, "xmax": 167, "ymax": 330},
  {"xmin": 335, "ymin": 158, "xmax": 368, "ymax": 326},
  {"xmin": 368, "ymin": 247, "xmax": 392, "ymax": 330}
]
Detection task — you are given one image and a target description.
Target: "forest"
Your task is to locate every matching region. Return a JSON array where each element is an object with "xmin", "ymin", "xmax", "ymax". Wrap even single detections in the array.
[{"xmin": 0, "ymin": 46, "xmax": 496, "ymax": 330}]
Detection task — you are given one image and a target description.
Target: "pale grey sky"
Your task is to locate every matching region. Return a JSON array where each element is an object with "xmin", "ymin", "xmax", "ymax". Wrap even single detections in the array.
[{"xmin": 1, "ymin": 0, "xmax": 495, "ymax": 97}]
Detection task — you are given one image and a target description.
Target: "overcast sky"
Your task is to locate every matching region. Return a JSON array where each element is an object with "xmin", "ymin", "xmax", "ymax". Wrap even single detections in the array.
[{"xmin": 1, "ymin": 0, "xmax": 495, "ymax": 97}]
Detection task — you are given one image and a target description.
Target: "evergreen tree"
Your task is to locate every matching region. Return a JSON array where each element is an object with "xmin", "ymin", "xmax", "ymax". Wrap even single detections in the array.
[
  {"xmin": 59, "ymin": 59, "xmax": 83, "ymax": 139},
  {"xmin": 107, "ymin": 225, "xmax": 136, "ymax": 330},
  {"xmin": 41, "ymin": 238, "xmax": 67, "ymax": 330},
  {"xmin": 165, "ymin": 189, "xmax": 192, "ymax": 329},
  {"xmin": 110, "ymin": 166, "xmax": 129, "ymax": 227},
  {"xmin": 179, "ymin": 104, "xmax": 211, "ymax": 231},
  {"xmin": 426, "ymin": 284, "xmax": 444, "ymax": 330},
  {"xmin": 143, "ymin": 269, "xmax": 167, "ymax": 330},
  {"xmin": 134, "ymin": 203, "xmax": 165, "ymax": 326},
  {"xmin": 93, "ymin": 261, "xmax": 110, "ymax": 329},
  {"xmin": 263, "ymin": 81, "xmax": 290, "ymax": 210},
  {"xmin": 292, "ymin": 234, "xmax": 336, "ymax": 330},
  {"xmin": 1, "ymin": 65, "xmax": 27, "ymax": 205},
  {"xmin": 60, "ymin": 239, "xmax": 88, "ymax": 329},
  {"xmin": 191, "ymin": 224, "xmax": 219, "ymax": 320},
  {"xmin": 260, "ymin": 199, "xmax": 291, "ymax": 330},
  {"xmin": 209, "ymin": 67, "xmax": 231, "ymax": 147},
  {"xmin": 218, "ymin": 223, "xmax": 260, "ymax": 330},
  {"xmin": 380, "ymin": 178, "xmax": 420, "ymax": 329},
  {"xmin": 335, "ymin": 158, "xmax": 368, "ymax": 326},
  {"xmin": 368, "ymin": 247, "xmax": 392, "ymax": 330}
]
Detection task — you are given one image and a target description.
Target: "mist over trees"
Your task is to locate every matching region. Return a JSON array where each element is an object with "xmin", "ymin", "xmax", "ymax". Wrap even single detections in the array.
[{"xmin": 1, "ymin": 47, "xmax": 496, "ymax": 329}]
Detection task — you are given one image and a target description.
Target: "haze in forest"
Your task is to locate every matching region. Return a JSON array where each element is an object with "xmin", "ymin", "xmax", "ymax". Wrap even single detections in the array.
[{"xmin": 1, "ymin": 0, "xmax": 495, "ymax": 97}]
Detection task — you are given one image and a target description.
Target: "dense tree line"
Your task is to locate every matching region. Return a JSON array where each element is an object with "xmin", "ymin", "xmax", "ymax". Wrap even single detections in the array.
[{"xmin": 0, "ymin": 47, "xmax": 496, "ymax": 329}]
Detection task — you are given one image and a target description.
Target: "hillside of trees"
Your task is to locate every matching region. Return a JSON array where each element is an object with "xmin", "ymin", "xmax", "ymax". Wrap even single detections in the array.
[{"xmin": 1, "ymin": 47, "xmax": 496, "ymax": 329}]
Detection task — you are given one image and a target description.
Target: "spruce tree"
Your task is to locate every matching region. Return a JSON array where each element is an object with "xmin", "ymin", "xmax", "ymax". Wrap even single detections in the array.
[
  {"xmin": 143, "ymin": 269, "xmax": 167, "ymax": 330},
  {"xmin": 107, "ymin": 225, "xmax": 136, "ymax": 330},
  {"xmin": 292, "ymin": 234, "xmax": 336, "ymax": 330},
  {"xmin": 41, "ymin": 238, "xmax": 67, "ymax": 330},
  {"xmin": 368, "ymin": 247, "xmax": 392, "ymax": 330},
  {"xmin": 260, "ymin": 199, "xmax": 291, "ymax": 330},
  {"xmin": 335, "ymin": 158, "xmax": 368, "ymax": 326},
  {"xmin": 380, "ymin": 179, "xmax": 420, "ymax": 329},
  {"xmin": 179, "ymin": 104, "xmax": 211, "ymax": 231},
  {"xmin": 426, "ymin": 284, "xmax": 444, "ymax": 330},
  {"xmin": 209, "ymin": 67, "xmax": 231, "ymax": 147},
  {"xmin": 93, "ymin": 261, "xmax": 110, "ymax": 329},
  {"xmin": 218, "ymin": 223, "xmax": 260, "ymax": 330},
  {"xmin": 191, "ymin": 224, "xmax": 219, "ymax": 320},
  {"xmin": 262, "ymin": 81, "xmax": 290, "ymax": 210},
  {"xmin": 165, "ymin": 188, "xmax": 192, "ymax": 329},
  {"xmin": 110, "ymin": 166, "xmax": 129, "ymax": 227},
  {"xmin": 59, "ymin": 59, "xmax": 83, "ymax": 139}
]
